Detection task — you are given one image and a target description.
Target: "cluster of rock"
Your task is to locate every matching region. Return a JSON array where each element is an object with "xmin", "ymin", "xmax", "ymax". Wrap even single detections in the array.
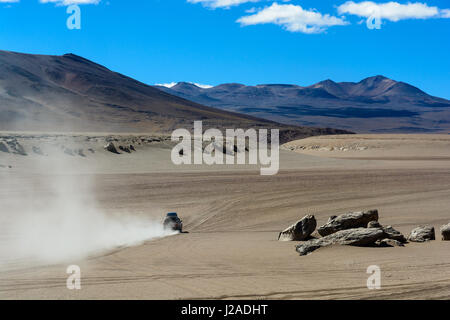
[
  {"xmin": 176, "ymin": 140, "xmax": 251, "ymax": 158},
  {"xmin": 202, "ymin": 141, "xmax": 249, "ymax": 156},
  {"xmin": 103, "ymin": 135, "xmax": 166, "ymax": 151},
  {"xmin": 104, "ymin": 135, "xmax": 169, "ymax": 147},
  {"xmin": 0, "ymin": 134, "xmax": 170, "ymax": 158},
  {"xmin": 104, "ymin": 142, "xmax": 136, "ymax": 154},
  {"xmin": 137, "ymin": 137, "xmax": 164, "ymax": 143},
  {"xmin": 0, "ymin": 136, "xmax": 93, "ymax": 158},
  {"xmin": 278, "ymin": 210, "xmax": 449, "ymax": 256},
  {"xmin": 0, "ymin": 138, "xmax": 27, "ymax": 155},
  {"xmin": 285, "ymin": 144, "xmax": 369, "ymax": 152}
]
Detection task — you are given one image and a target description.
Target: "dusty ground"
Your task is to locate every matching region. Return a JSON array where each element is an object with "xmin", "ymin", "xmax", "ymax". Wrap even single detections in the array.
[
  {"xmin": 0, "ymin": 133, "xmax": 450, "ymax": 300},
  {"xmin": 283, "ymin": 134, "xmax": 450, "ymax": 160}
]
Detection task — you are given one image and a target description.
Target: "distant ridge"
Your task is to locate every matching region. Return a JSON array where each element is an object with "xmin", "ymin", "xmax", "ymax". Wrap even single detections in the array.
[
  {"xmin": 0, "ymin": 50, "xmax": 351, "ymax": 142},
  {"xmin": 155, "ymin": 76, "xmax": 450, "ymax": 133}
]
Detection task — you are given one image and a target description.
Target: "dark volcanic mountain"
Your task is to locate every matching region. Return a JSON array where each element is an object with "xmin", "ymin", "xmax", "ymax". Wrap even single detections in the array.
[
  {"xmin": 155, "ymin": 76, "xmax": 450, "ymax": 133},
  {"xmin": 0, "ymin": 50, "xmax": 350, "ymax": 141}
]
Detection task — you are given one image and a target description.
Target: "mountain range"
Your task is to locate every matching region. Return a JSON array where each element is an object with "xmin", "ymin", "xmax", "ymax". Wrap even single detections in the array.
[
  {"xmin": 155, "ymin": 77, "xmax": 450, "ymax": 133},
  {"xmin": 0, "ymin": 50, "xmax": 350, "ymax": 142},
  {"xmin": 1, "ymin": 49, "xmax": 447, "ymax": 137}
]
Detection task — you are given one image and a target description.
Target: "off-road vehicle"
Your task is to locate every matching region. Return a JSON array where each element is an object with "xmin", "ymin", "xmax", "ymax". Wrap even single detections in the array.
[{"xmin": 163, "ymin": 212, "xmax": 183, "ymax": 232}]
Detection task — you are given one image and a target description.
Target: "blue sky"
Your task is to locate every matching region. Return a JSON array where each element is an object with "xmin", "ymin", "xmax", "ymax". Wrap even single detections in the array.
[{"xmin": 0, "ymin": 0, "xmax": 449, "ymax": 98}]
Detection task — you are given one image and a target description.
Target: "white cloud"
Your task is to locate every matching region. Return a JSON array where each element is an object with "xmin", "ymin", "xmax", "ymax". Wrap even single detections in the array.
[
  {"xmin": 39, "ymin": 0, "xmax": 100, "ymax": 5},
  {"xmin": 337, "ymin": 1, "xmax": 449, "ymax": 22},
  {"xmin": 237, "ymin": 2, "xmax": 348, "ymax": 34},
  {"xmin": 441, "ymin": 9, "xmax": 450, "ymax": 18},
  {"xmin": 187, "ymin": 0, "xmax": 260, "ymax": 9},
  {"xmin": 0, "ymin": 0, "xmax": 19, "ymax": 2}
]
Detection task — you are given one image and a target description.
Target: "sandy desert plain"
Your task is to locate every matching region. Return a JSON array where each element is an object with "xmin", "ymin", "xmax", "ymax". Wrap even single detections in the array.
[{"xmin": 0, "ymin": 132, "xmax": 450, "ymax": 300}]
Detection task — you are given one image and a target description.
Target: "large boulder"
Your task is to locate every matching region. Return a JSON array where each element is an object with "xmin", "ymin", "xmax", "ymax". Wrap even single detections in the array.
[
  {"xmin": 317, "ymin": 210, "xmax": 379, "ymax": 237},
  {"xmin": 408, "ymin": 226, "xmax": 435, "ymax": 242},
  {"xmin": 440, "ymin": 223, "xmax": 450, "ymax": 241},
  {"xmin": 278, "ymin": 215, "xmax": 317, "ymax": 241},
  {"xmin": 296, "ymin": 228, "xmax": 387, "ymax": 256}
]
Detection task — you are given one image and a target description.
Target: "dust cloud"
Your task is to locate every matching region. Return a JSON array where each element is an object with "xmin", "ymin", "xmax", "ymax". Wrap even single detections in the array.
[{"xmin": 0, "ymin": 142, "xmax": 174, "ymax": 270}]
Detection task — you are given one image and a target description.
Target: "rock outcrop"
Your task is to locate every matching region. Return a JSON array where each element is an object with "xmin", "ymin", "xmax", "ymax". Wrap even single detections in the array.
[
  {"xmin": 440, "ymin": 223, "xmax": 450, "ymax": 241},
  {"xmin": 296, "ymin": 228, "xmax": 386, "ymax": 256},
  {"xmin": 278, "ymin": 215, "xmax": 317, "ymax": 241},
  {"xmin": 104, "ymin": 142, "xmax": 119, "ymax": 154},
  {"xmin": 408, "ymin": 226, "xmax": 435, "ymax": 242},
  {"xmin": 317, "ymin": 210, "xmax": 379, "ymax": 237},
  {"xmin": 290, "ymin": 209, "xmax": 443, "ymax": 257}
]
